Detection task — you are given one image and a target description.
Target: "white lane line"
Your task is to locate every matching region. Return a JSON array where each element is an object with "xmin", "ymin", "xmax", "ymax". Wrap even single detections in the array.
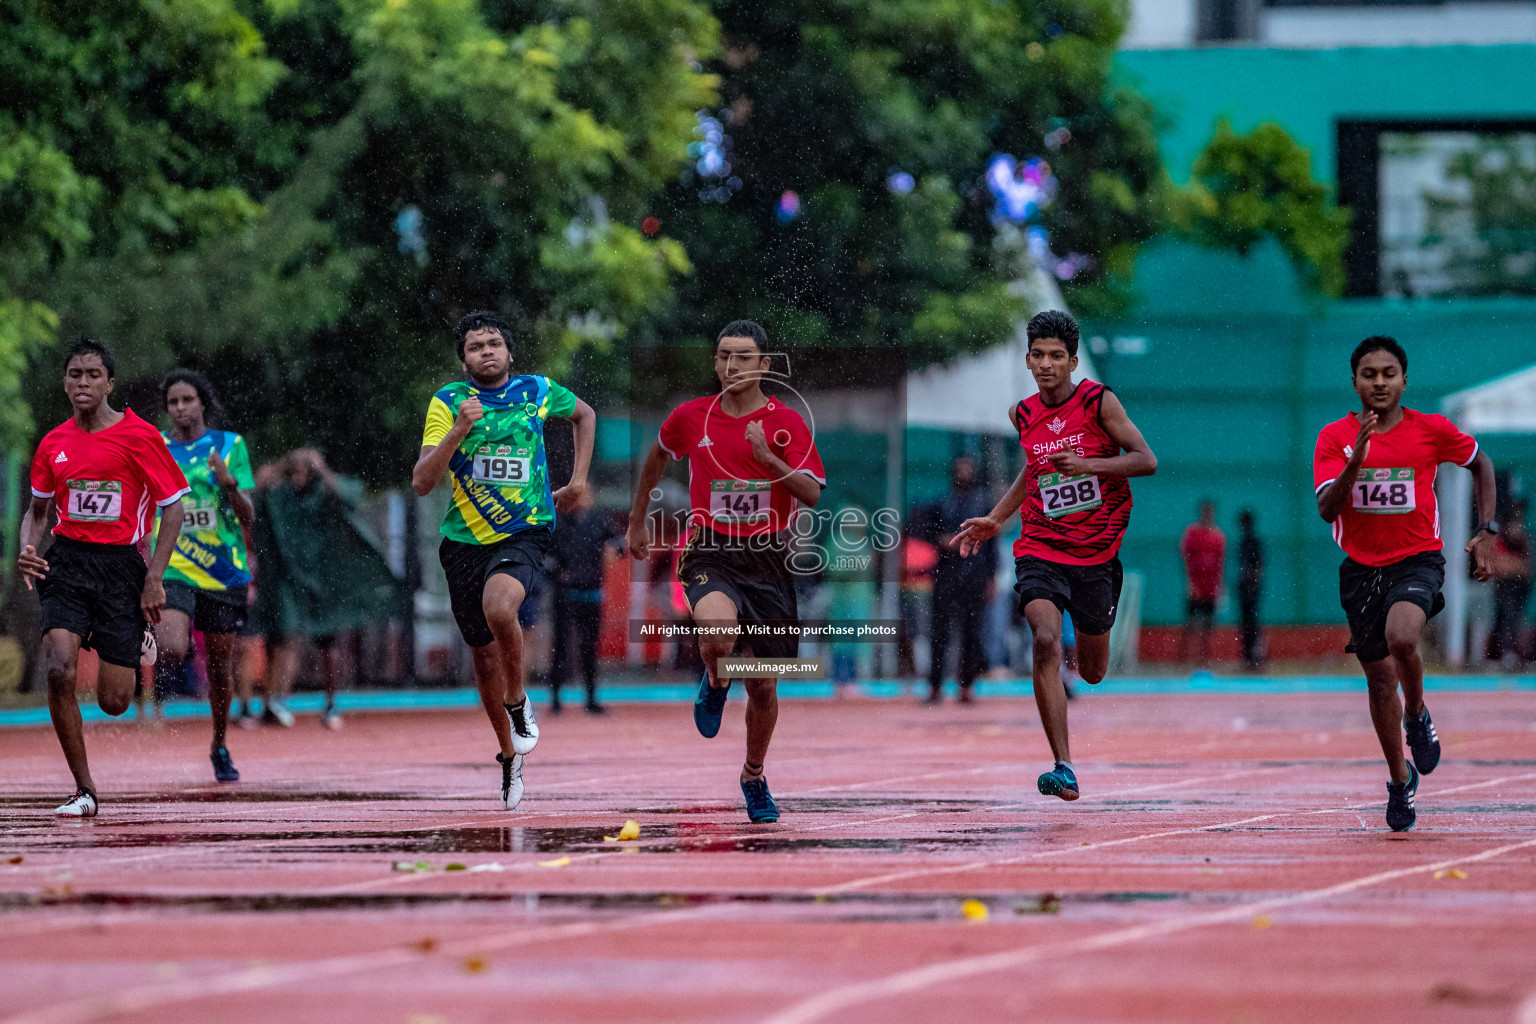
[
  {"xmin": 813, "ymin": 770, "xmax": 1536, "ymax": 895},
  {"xmin": 767, "ymin": 837, "xmax": 1536, "ymax": 1024}
]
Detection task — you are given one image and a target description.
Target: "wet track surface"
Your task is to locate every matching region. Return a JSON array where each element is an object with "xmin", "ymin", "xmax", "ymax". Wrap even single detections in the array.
[{"xmin": 2, "ymin": 692, "xmax": 1535, "ymax": 1023}]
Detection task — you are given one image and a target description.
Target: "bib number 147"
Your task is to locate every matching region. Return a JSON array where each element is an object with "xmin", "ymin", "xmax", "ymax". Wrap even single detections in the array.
[
  {"xmin": 66, "ymin": 480, "xmax": 123, "ymax": 523},
  {"xmin": 1039, "ymin": 472, "xmax": 1102, "ymax": 518}
]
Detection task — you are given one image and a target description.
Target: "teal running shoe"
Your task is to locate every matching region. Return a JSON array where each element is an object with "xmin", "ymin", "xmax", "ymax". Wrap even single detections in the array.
[
  {"xmin": 693, "ymin": 672, "xmax": 729, "ymax": 738},
  {"xmin": 1386, "ymin": 761, "xmax": 1419, "ymax": 832},
  {"xmin": 1037, "ymin": 762, "xmax": 1079, "ymax": 801},
  {"xmin": 741, "ymin": 775, "xmax": 780, "ymax": 823}
]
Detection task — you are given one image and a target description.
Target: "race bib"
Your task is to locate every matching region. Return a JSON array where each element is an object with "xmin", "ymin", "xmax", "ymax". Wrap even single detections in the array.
[
  {"xmin": 182, "ymin": 499, "xmax": 218, "ymax": 531},
  {"xmin": 1352, "ymin": 467, "xmax": 1416, "ymax": 514},
  {"xmin": 471, "ymin": 446, "xmax": 532, "ymax": 487},
  {"xmin": 1039, "ymin": 472, "xmax": 1103, "ymax": 518},
  {"xmin": 710, "ymin": 479, "xmax": 771, "ymax": 523},
  {"xmin": 66, "ymin": 480, "xmax": 123, "ymax": 522}
]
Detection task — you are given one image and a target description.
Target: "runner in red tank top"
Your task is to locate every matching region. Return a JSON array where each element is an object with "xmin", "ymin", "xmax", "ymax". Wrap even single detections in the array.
[
  {"xmin": 1314, "ymin": 336, "xmax": 1498, "ymax": 832},
  {"xmin": 956, "ymin": 311, "xmax": 1157, "ymax": 801},
  {"xmin": 17, "ymin": 340, "xmax": 189, "ymax": 818}
]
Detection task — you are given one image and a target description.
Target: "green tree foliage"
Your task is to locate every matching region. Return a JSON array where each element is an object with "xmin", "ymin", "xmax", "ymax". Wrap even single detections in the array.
[
  {"xmin": 22, "ymin": 0, "xmax": 718, "ymax": 482},
  {"xmin": 647, "ymin": 0, "xmax": 1166, "ymax": 369},
  {"xmin": 1, "ymin": 0, "xmax": 279, "ymax": 449},
  {"xmin": 1425, "ymin": 135, "xmax": 1536, "ymax": 296},
  {"xmin": 1175, "ymin": 119, "xmax": 1351, "ymax": 298}
]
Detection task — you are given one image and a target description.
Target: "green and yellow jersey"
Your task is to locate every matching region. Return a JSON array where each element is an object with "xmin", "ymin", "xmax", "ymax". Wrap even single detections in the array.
[
  {"xmin": 160, "ymin": 429, "xmax": 255, "ymax": 593},
  {"xmin": 422, "ymin": 375, "xmax": 577, "ymax": 545}
]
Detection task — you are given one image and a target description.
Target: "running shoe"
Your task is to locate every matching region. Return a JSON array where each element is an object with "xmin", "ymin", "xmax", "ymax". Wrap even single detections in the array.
[
  {"xmin": 321, "ymin": 704, "xmax": 343, "ymax": 731},
  {"xmin": 139, "ymin": 629, "xmax": 157, "ymax": 668},
  {"xmin": 693, "ymin": 673, "xmax": 729, "ymax": 738},
  {"xmin": 1386, "ymin": 761, "xmax": 1419, "ymax": 832},
  {"xmin": 263, "ymin": 699, "xmax": 296, "ymax": 728},
  {"xmin": 1037, "ymin": 762, "xmax": 1080, "ymax": 801},
  {"xmin": 54, "ymin": 788, "xmax": 97, "ymax": 817},
  {"xmin": 497, "ymin": 752, "xmax": 525, "ymax": 811},
  {"xmin": 584, "ymin": 700, "xmax": 608, "ymax": 715},
  {"xmin": 1405, "ymin": 706, "xmax": 1441, "ymax": 775},
  {"xmin": 741, "ymin": 775, "xmax": 779, "ymax": 823},
  {"xmin": 210, "ymin": 746, "xmax": 240, "ymax": 783},
  {"xmin": 505, "ymin": 697, "xmax": 539, "ymax": 755},
  {"xmin": 234, "ymin": 707, "xmax": 258, "ymax": 730}
]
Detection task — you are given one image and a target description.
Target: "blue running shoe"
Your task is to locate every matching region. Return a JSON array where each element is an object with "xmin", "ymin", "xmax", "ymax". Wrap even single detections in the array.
[
  {"xmin": 741, "ymin": 775, "xmax": 780, "ymax": 823},
  {"xmin": 693, "ymin": 672, "xmax": 729, "ymax": 738},
  {"xmin": 1405, "ymin": 707, "xmax": 1440, "ymax": 775},
  {"xmin": 210, "ymin": 746, "xmax": 239, "ymax": 783},
  {"xmin": 1386, "ymin": 761, "xmax": 1419, "ymax": 832},
  {"xmin": 1037, "ymin": 762, "xmax": 1079, "ymax": 801}
]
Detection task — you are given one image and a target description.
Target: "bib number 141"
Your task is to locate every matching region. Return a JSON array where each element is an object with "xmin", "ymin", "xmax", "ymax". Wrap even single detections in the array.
[
  {"xmin": 1352, "ymin": 468, "xmax": 1415, "ymax": 514},
  {"xmin": 1039, "ymin": 472, "xmax": 1102, "ymax": 518}
]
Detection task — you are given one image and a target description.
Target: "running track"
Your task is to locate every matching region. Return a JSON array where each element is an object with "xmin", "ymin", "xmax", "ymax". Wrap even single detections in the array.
[{"xmin": 2, "ymin": 690, "xmax": 1534, "ymax": 1023}]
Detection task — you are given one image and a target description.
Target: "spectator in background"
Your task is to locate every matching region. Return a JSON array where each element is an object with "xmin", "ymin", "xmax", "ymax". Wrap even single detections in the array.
[
  {"xmin": 1179, "ymin": 500, "xmax": 1225, "ymax": 667},
  {"xmin": 913, "ymin": 455, "xmax": 996, "ymax": 703},
  {"xmin": 1490, "ymin": 499, "xmax": 1532, "ymax": 670},
  {"xmin": 548, "ymin": 490, "xmax": 621, "ymax": 713},
  {"xmin": 1237, "ymin": 509, "xmax": 1265, "ymax": 669}
]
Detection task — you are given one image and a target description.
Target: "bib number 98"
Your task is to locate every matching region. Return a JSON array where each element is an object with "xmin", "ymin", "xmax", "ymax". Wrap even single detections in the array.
[
  {"xmin": 1039, "ymin": 472, "xmax": 1102, "ymax": 518},
  {"xmin": 183, "ymin": 501, "xmax": 218, "ymax": 531}
]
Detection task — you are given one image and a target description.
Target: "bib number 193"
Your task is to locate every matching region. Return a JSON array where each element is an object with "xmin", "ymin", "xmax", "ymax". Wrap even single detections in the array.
[
  {"xmin": 1352, "ymin": 468, "xmax": 1415, "ymax": 514},
  {"xmin": 1039, "ymin": 472, "xmax": 1102, "ymax": 518},
  {"xmin": 471, "ymin": 451, "xmax": 531, "ymax": 486}
]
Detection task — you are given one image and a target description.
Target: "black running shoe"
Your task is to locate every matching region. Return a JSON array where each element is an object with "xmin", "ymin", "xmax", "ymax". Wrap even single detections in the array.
[
  {"xmin": 1405, "ymin": 707, "xmax": 1441, "ymax": 775},
  {"xmin": 211, "ymin": 746, "xmax": 240, "ymax": 783},
  {"xmin": 1385, "ymin": 762, "xmax": 1419, "ymax": 832}
]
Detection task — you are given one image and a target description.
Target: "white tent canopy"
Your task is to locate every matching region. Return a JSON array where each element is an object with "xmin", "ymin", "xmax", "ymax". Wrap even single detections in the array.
[
  {"xmin": 906, "ymin": 321, "xmax": 1099, "ymax": 434},
  {"xmin": 1439, "ymin": 362, "xmax": 1536, "ymax": 667}
]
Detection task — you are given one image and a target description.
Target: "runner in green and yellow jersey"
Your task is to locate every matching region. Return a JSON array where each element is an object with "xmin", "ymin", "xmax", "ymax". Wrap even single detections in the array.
[{"xmin": 412, "ymin": 311, "xmax": 596, "ymax": 811}]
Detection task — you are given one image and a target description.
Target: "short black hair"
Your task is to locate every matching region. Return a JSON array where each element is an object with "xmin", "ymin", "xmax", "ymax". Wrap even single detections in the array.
[
  {"xmin": 162, "ymin": 367, "xmax": 222, "ymax": 424},
  {"xmin": 1026, "ymin": 310, "xmax": 1079, "ymax": 357},
  {"xmin": 716, "ymin": 319, "xmax": 770, "ymax": 354},
  {"xmin": 455, "ymin": 310, "xmax": 514, "ymax": 361},
  {"xmin": 65, "ymin": 337, "xmax": 115, "ymax": 379},
  {"xmin": 1351, "ymin": 335, "xmax": 1407, "ymax": 375}
]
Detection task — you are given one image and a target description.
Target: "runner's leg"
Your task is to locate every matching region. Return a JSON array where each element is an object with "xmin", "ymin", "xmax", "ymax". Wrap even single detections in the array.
[
  {"xmin": 1024, "ymin": 599, "xmax": 1070, "ymax": 764},
  {"xmin": 691, "ymin": 590, "xmax": 740, "ymax": 689},
  {"xmin": 205, "ymin": 632, "xmax": 237, "ymax": 750},
  {"xmin": 1361, "ymin": 656, "xmax": 1410, "ymax": 784},
  {"xmin": 743, "ymin": 674, "xmax": 779, "ymax": 781},
  {"xmin": 471, "ymin": 643, "xmax": 515, "ymax": 758},
  {"xmin": 483, "ymin": 573, "xmax": 528, "ymax": 706},
  {"xmin": 43, "ymin": 629, "xmax": 93, "ymax": 793},
  {"xmin": 95, "ymin": 662, "xmax": 137, "ymax": 716},
  {"xmin": 1384, "ymin": 601, "xmax": 1428, "ymax": 719},
  {"xmin": 1075, "ymin": 630, "xmax": 1111, "ymax": 685}
]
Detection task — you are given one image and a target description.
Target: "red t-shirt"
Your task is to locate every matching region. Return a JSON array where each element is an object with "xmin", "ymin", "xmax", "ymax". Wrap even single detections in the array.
[
  {"xmin": 1180, "ymin": 523, "xmax": 1226, "ymax": 600},
  {"xmin": 1013, "ymin": 381, "xmax": 1132, "ymax": 565},
  {"xmin": 1313, "ymin": 407, "xmax": 1478, "ymax": 567},
  {"xmin": 30, "ymin": 409, "xmax": 190, "ymax": 546},
  {"xmin": 657, "ymin": 394, "xmax": 825, "ymax": 537}
]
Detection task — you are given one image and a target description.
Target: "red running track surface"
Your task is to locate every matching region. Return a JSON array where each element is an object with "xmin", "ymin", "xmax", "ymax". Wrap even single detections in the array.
[{"xmin": 1, "ymin": 692, "xmax": 1534, "ymax": 1024}]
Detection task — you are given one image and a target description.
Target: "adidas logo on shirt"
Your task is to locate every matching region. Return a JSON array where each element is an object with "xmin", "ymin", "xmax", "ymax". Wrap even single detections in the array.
[
  {"xmin": 697, "ymin": 437, "xmax": 714, "ymax": 447},
  {"xmin": 54, "ymin": 451, "xmax": 67, "ymax": 464}
]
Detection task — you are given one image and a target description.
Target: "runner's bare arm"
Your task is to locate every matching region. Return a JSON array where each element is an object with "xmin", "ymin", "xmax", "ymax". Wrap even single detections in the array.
[
  {"xmin": 955, "ymin": 465, "xmax": 1032, "ymax": 558},
  {"xmin": 1466, "ymin": 448, "xmax": 1498, "ymax": 581},
  {"xmin": 412, "ymin": 398, "xmax": 483, "ymax": 496},
  {"xmin": 142, "ymin": 501, "xmax": 184, "ymax": 625},
  {"xmin": 744, "ymin": 421, "xmax": 821, "ymax": 507},
  {"xmin": 208, "ymin": 451, "xmax": 254, "ymax": 528},
  {"xmin": 625, "ymin": 441, "xmax": 671, "ymax": 561},
  {"xmin": 17, "ymin": 495, "xmax": 53, "ymax": 588},
  {"xmin": 1317, "ymin": 412, "xmax": 1377, "ymax": 523},
  {"xmin": 1050, "ymin": 390, "xmax": 1156, "ymax": 480},
  {"xmin": 552, "ymin": 396, "xmax": 596, "ymax": 514}
]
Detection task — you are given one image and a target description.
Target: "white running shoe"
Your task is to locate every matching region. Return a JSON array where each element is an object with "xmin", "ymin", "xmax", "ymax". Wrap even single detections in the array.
[
  {"xmin": 321, "ymin": 705, "xmax": 342, "ymax": 731},
  {"xmin": 55, "ymin": 789, "xmax": 98, "ymax": 817},
  {"xmin": 497, "ymin": 752, "xmax": 525, "ymax": 810},
  {"xmin": 263, "ymin": 699, "xmax": 296, "ymax": 728},
  {"xmin": 139, "ymin": 629, "xmax": 158, "ymax": 668},
  {"xmin": 505, "ymin": 698, "xmax": 539, "ymax": 755}
]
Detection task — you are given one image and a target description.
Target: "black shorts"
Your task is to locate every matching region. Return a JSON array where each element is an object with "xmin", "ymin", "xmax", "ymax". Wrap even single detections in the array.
[
  {"xmin": 37, "ymin": 537, "xmax": 147, "ymax": 669},
  {"xmin": 1339, "ymin": 550, "xmax": 1445, "ymax": 663},
  {"xmin": 441, "ymin": 529, "xmax": 551, "ymax": 648},
  {"xmin": 678, "ymin": 528, "xmax": 799, "ymax": 659},
  {"xmin": 164, "ymin": 582, "xmax": 249, "ymax": 635},
  {"xmin": 1187, "ymin": 597, "xmax": 1216, "ymax": 619},
  {"xmin": 1014, "ymin": 555, "xmax": 1123, "ymax": 637}
]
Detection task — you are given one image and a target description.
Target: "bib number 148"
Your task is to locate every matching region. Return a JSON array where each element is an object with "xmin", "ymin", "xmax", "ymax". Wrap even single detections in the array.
[
  {"xmin": 1352, "ymin": 468, "xmax": 1415, "ymax": 514},
  {"xmin": 1039, "ymin": 472, "xmax": 1102, "ymax": 518}
]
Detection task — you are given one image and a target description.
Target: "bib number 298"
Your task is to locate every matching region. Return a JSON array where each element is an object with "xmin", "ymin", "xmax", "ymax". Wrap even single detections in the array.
[{"xmin": 1039, "ymin": 472, "xmax": 1102, "ymax": 518}]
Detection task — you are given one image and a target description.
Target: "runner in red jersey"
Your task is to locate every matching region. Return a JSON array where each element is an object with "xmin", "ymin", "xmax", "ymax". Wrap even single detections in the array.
[
  {"xmin": 1314, "ymin": 336, "xmax": 1497, "ymax": 832},
  {"xmin": 627, "ymin": 321, "xmax": 825, "ymax": 824},
  {"xmin": 956, "ymin": 311, "xmax": 1157, "ymax": 801},
  {"xmin": 17, "ymin": 340, "xmax": 189, "ymax": 818}
]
